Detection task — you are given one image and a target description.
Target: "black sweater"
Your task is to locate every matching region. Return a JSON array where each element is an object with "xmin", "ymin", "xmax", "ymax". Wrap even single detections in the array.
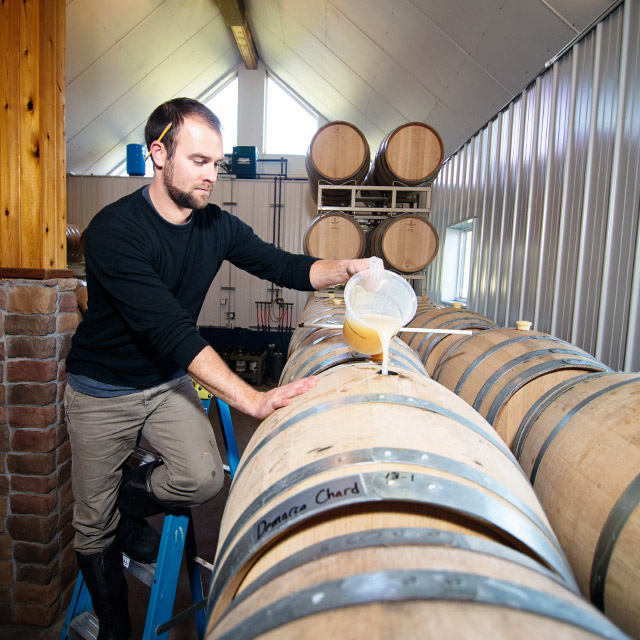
[{"xmin": 66, "ymin": 188, "xmax": 317, "ymax": 388}]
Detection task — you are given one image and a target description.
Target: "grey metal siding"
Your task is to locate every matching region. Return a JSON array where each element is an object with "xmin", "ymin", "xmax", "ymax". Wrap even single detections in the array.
[{"xmin": 428, "ymin": 1, "xmax": 639, "ymax": 371}]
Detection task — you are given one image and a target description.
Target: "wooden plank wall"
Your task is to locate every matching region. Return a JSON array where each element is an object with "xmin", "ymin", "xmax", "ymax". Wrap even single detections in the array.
[{"xmin": 0, "ymin": 0, "xmax": 66, "ymax": 272}]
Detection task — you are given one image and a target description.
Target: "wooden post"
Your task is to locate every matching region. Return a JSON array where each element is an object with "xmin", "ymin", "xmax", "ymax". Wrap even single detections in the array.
[
  {"xmin": 0, "ymin": 0, "xmax": 75, "ymax": 629},
  {"xmin": 0, "ymin": 0, "xmax": 68, "ymax": 278}
]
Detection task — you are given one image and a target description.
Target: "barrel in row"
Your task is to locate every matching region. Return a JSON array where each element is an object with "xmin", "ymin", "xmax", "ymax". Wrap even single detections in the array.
[
  {"xmin": 287, "ymin": 294, "xmax": 345, "ymax": 359},
  {"xmin": 205, "ymin": 363, "xmax": 626, "ymax": 639},
  {"xmin": 514, "ymin": 371, "xmax": 640, "ymax": 639},
  {"xmin": 425, "ymin": 326, "xmax": 611, "ymax": 450},
  {"xmin": 403, "ymin": 306, "xmax": 499, "ymax": 376},
  {"xmin": 303, "ymin": 212, "xmax": 439, "ymax": 274},
  {"xmin": 283, "ymin": 294, "xmax": 427, "ymax": 383},
  {"xmin": 402, "ymin": 308, "xmax": 638, "ymax": 637}
]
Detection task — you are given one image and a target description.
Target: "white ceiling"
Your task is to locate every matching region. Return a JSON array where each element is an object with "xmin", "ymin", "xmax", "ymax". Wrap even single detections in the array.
[{"xmin": 66, "ymin": 0, "xmax": 614, "ymax": 175}]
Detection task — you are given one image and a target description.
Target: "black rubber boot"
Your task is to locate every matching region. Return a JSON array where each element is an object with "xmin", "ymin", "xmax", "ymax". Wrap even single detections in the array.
[
  {"xmin": 117, "ymin": 513, "xmax": 162, "ymax": 564},
  {"xmin": 75, "ymin": 539, "xmax": 131, "ymax": 640},
  {"xmin": 117, "ymin": 461, "xmax": 165, "ymax": 563}
]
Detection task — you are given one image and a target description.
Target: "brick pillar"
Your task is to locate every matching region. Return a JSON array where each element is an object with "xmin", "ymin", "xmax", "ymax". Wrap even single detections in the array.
[{"xmin": 0, "ymin": 277, "xmax": 79, "ymax": 626}]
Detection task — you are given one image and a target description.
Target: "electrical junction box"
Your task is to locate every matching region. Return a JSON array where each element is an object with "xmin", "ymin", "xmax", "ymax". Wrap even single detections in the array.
[{"xmin": 231, "ymin": 146, "xmax": 258, "ymax": 178}]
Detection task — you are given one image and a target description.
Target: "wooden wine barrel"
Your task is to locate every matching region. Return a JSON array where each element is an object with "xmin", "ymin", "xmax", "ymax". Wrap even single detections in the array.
[
  {"xmin": 366, "ymin": 214, "xmax": 439, "ymax": 274},
  {"xmin": 286, "ymin": 294, "xmax": 426, "ymax": 382},
  {"xmin": 306, "ymin": 121, "xmax": 370, "ymax": 205},
  {"xmin": 289, "ymin": 295, "xmax": 346, "ymax": 357},
  {"xmin": 66, "ymin": 223, "xmax": 84, "ymax": 263},
  {"xmin": 514, "ymin": 371, "xmax": 640, "ymax": 638},
  {"xmin": 281, "ymin": 335, "xmax": 428, "ymax": 384},
  {"xmin": 205, "ymin": 364, "xmax": 591, "ymax": 639},
  {"xmin": 303, "ymin": 213, "xmax": 365, "ymax": 260},
  {"xmin": 365, "ymin": 122, "xmax": 444, "ymax": 187},
  {"xmin": 432, "ymin": 328, "xmax": 612, "ymax": 450},
  {"xmin": 403, "ymin": 307, "xmax": 499, "ymax": 376},
  {"xmin": 414, "ymin": 298, "xmax": 443, "ymax": 312},
  {"xmin": 207, "ymin": 530, "xmax": 625, "ymax": 639}
]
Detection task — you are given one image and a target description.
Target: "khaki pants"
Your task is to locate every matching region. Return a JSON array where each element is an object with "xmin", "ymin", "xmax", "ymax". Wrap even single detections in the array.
[{"xmin": 64, "ymin": 375, "xmax": 224, "ymax": 554}]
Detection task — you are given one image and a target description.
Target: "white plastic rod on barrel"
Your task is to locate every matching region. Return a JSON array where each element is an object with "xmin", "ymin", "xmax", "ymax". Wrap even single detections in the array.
[{"xmin": 298, "ymin": 323, "xmax": 473, "ymax": 336}]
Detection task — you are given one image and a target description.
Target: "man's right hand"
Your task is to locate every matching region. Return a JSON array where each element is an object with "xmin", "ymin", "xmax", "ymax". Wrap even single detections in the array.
[
  {"xmin": 188, "ymin": 345, "xmax": 318, "ymax": 421},
  {"xmin": 249, "ymin": 376, "xmax": 318, "ymax": 420}
]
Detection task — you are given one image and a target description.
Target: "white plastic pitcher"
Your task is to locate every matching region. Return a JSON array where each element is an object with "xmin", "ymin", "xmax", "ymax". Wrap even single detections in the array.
[{"xmin": 343, "ymin": 258, "xmax": 417, "ymax": 374}]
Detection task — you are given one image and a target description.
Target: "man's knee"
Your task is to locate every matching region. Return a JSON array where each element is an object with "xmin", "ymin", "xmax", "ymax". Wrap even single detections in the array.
[
  {"xmin": 190, "ymin": 462, "xmax": 225, "ymax": 503},
  {"xmin": 166, "ymin": 455, "xmax": 225, "ymax": 505}
]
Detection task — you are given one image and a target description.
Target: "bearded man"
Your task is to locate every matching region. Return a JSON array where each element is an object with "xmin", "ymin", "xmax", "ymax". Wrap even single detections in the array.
[{"xmin": 64, "ymin": 97, "xmax": 373, "ymax": 639}]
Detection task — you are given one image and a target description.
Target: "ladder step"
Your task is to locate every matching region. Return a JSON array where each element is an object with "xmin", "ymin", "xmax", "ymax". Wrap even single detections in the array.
[
  {"xmin": 68, "ymin": 610, "xmax": 98, "ymax": 640},
  {"xmin": 122, "ymin": 552, "xmax": 155, "ymax": 587}
]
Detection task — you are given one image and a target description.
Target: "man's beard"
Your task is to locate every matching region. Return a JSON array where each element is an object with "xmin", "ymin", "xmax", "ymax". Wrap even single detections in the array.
[{"xmin": 164, "ymin": 161, "xmax": 210, "ymax": 210}]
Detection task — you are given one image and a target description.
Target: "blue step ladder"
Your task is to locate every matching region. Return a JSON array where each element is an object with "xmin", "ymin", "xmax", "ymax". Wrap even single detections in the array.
[{"xmin": 60, "ymin": 384, "xmax": 239, "ymax": 640}]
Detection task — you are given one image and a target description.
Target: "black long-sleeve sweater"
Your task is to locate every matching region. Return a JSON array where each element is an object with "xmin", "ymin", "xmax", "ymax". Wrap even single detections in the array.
[{"xmin": 66, "ymin": 188, "xmax": 318, "ymax": 388}]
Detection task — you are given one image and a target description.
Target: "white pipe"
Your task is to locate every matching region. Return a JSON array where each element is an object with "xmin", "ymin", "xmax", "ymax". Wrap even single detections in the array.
[{"xmin": 298, "ymin": 323, "xmax": 472, "ymax": 335}]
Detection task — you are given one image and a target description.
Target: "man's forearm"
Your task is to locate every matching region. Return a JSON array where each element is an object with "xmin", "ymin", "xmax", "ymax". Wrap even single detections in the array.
[
  {"xmin": 187, "ymin": 346, "xmax": 260, "ymax": 416},
  {"xmin": 309, "ymin": 258, "xmax": 372, "ymax": 290},
  {"xmin": 187, "ymin": 345, "xmax": 319, "ymax": 420}
]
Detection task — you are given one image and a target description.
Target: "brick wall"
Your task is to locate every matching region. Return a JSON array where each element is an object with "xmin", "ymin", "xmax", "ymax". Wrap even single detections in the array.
[{"xmin": 0, "ymin": 278, "xmax": 79, "ymax": 626}]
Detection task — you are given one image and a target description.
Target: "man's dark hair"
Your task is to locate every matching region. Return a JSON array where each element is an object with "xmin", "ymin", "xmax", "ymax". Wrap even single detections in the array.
[{"xmin": 144, "ymin": 97, "xmax": 222, "ymax": 159}]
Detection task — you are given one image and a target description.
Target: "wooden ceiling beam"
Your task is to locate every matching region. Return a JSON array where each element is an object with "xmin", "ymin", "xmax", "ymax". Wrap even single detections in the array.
[{"xmin": 216, "ymin": 0, "xmax": 258, "ymax": 69}]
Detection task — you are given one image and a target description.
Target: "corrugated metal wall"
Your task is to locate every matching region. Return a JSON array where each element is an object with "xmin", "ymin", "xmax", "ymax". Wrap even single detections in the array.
[
  {"xmin": 67, "ymin": 175, "xmax": 316, "ymax": 329},
  {"xmin": 426, "ymin": 0, "xmax": 640, "ymax": 372}
]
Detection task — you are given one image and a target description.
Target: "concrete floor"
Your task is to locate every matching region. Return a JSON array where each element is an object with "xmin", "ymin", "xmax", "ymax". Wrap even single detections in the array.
[{"xmin": 1, "ymin": 393, "xmax": 264, "ymax": 640}]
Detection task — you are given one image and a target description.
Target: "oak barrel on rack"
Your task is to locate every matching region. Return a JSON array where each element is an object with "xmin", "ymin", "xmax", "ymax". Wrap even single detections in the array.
[
  {"xmin": 305, "ymin": 121, "xmax": 370, "ymax": 206},
  {"xmin": 367, "ymin": 214, "xmax": 439, "ymax": 274},
  {"xmin": 514, "ymin": 371, "xmax": 640, "ymax": 639},
  {"xmin": 365, "ymin": 122, "xmax": 444, "ymax": 187},
  {"xmin": 432, "ymin": 328, "xmax": 612, "ymax": 450},
  {"xmin": 203, "ymin": 364, "xmax": 618, "ymax": 640},
  {"xmin": 303, "ymin": 212, "xmax": 365, "ymax": 260},
  {"xmin": 403, "ymin": 307, "xmax": 499, "ymax": 376}
]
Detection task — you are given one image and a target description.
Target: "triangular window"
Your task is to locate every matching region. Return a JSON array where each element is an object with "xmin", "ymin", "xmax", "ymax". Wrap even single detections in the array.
[{"xmin": 265, "ymin": 77, "xmax": 318, "ymax": 155}]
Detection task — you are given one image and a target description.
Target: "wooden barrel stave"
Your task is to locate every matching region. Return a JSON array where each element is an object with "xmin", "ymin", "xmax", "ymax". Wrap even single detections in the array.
[
  {"xmin": 515, "ymin": 372, "xmax": 640, "ymax": 638},
  {"xmin": 248, "ymin": 602, "xmax": 614, "ymax": 640}
]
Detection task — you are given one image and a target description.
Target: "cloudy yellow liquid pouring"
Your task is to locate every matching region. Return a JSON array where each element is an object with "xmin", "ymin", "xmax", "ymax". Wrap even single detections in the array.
[{"xmin": 343, "ymin": 312, "xmax": 403, "ymax": 375}]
